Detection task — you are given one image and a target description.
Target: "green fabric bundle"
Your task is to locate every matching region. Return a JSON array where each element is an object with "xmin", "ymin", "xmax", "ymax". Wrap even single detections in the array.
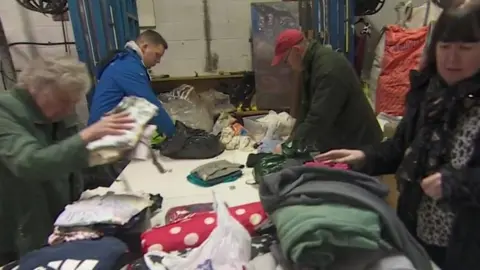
[{"xmin": 272, "ymin": 204, "xmax": 387, "ymax": 269}]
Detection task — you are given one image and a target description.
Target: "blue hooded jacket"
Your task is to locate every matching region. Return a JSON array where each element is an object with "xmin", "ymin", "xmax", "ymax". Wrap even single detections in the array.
[{"xmin": 87, "ymin": 49, "xmax": 175, "ymax": 137}]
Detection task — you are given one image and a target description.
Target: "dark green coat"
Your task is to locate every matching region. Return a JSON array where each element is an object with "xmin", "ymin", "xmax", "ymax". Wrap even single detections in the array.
[
  {"xmin": 290, "ymin": 41, "xmax": 382, "ymax": 151},
  {"xmin": 0, "ymin": 88, "xmax": 89, "ymax": 256}
]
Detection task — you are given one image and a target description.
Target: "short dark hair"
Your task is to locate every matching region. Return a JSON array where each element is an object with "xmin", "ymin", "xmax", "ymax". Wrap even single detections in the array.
[
  {"xmin": 423, "ymin": 0, "xmax": 480, "ymax": 73},
  {"xmin": 137, "ymin": 30, "xmax": 168, "ymax": 49}
]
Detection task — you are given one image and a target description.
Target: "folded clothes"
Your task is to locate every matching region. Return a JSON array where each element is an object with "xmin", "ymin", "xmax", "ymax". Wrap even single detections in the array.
[
  {"xmin": 187, "ymin": 170, "xmax": 243, "ymax": 187},
  {"xmin": 48, "ymin": 226, "xmax": 103, "ymax": 245},
  {"xmin": 87, "ymin": 96, "xmax": 158, "ymax": 166},
  {"xmin": 17, "ymin": 237, "xmax": 129, "ymax": 270},
  {"xmin": 259, "ymin": 166, "xmax": 433, "ymax": 270},
  {"xmin": 190, "ymin": 160, "xmax": 244, "ymax": 181},
  {"xmin": 141, "ymin": 202, "xmax": 267, "ymax": 253},
  {"xmin": 54, "ymin": 191, "xmax": 153, "ymax": 227},
  {"xmin": 272, "ymin": 204, "xmax": 384, "ymax": 269}
]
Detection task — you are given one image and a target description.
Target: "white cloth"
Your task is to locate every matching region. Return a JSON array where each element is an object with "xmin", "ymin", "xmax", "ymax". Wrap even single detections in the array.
[
  {"xmin": 247, "ymin": 253, "xmax": 283, "ymax": 270},
  {"xmin": 130, "ymin": 125, "xmax": 157, "ymax": 160},
  {"xmin": 54, "ymin": 191, "xmax": 152, "ymax": 227},
  {"xmin": 87, "ymin": 96, "xmax": 158, "ymax": 166}
]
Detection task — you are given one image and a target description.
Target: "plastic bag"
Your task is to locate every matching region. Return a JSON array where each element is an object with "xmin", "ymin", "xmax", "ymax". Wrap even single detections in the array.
[
  {"xmin": 253, "ymin": 154, "xmax": 287, "ymax": 184},
  {"xmin": 199, "ymin": 89, "xmax": 236, "ymax": 116},
  {"xmin": 144, "ymin": 193, "xmax": 251, "ymax": 270},
  {"xmin": 153, "ymin": 121, "xmax": 225, "ymax": 159},
  {"xmin": 159, "ymin": 84, "xmax": 214, "ymax": 132}
]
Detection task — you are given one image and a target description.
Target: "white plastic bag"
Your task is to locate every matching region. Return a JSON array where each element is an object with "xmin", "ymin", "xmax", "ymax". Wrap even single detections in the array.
[{"xmin": 145, "ymin": 193, "xmax": 251, "ymax": 270}]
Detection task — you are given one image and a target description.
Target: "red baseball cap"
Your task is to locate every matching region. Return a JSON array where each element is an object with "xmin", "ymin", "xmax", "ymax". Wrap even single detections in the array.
[{"xmin": 271, "ymin": 29, "xmax": 304, "ymax": 66}]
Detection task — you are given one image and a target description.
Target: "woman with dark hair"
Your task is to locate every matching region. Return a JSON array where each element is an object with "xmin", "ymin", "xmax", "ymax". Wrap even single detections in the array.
[{"xmin": 315, "ymin": 1, "xmax": 480, "ymax": 269}]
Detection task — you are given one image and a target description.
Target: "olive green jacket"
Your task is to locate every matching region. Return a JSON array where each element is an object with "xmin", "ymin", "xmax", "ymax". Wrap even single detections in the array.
[
  {"xmin": 290, "ymin": 41, "xmax": 382, "ymax": 152},
  {"xmin": 0, "ymin": 88, "xmax": 89, "ymax": 256}
]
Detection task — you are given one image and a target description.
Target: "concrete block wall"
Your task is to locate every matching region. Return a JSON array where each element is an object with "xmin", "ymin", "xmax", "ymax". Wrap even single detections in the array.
[
  {"xmin": 149, "ymin": 0, "xmax": 279, "ymax": 77},
  {"xmin": 0, "ymin": 0, "xmax": 76, "ymax": 75},
  {"xmin": 0, "ymin": 0, "xmax": 420, "ymax": 80}
]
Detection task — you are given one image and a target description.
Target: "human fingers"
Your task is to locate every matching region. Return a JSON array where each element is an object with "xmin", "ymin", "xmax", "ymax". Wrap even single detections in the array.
[
  {"xmin": 103, "ymin": 113, "xmax": 135, "ymax": 125},
  {"xmin": 103, "ymin": 128, "xmax": 129, "ymax": 136},
  {"xmin": 332, "ymin": 156, "xmax": 355, "ymax": 163},
  {"xmin": 314, "ymin": 150, "xmax": 347, "ymax": 162},
  {"xmin": 421, "ymin": 173, "xmax": 440, "ymax": 190},
  {"xmin": 107, "ymin": 122, "xmax": 135, "ymax": 131}
]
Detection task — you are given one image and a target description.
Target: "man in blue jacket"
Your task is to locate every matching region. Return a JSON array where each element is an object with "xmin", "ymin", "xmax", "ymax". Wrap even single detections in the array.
[{"xmin": 88, "ymin": 30, "xmax": 176, "ymax": 137}]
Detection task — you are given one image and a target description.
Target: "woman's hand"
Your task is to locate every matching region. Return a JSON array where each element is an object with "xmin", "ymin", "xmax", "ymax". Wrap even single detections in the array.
[
  {"xmin": 421, "ymin": 172, "xmax": 443, "ymax": 200},
  {"xmin": 314, "ymin": 149, "xmax": 366, "ymax": 165},
  {"xmin": 80, "ymin": 111, "xmax": 135, "ymax": 143}
]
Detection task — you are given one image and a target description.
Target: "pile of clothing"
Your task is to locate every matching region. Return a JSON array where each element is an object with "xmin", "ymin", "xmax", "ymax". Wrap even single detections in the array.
[
  {"xmin": 187, "ymin": 160, "xmax": 245, "ymax": 187},
  {"xmin": 257, "ymin": 166, "xmax": 437, "ymax": 270},
  {"xmin": 4, "ymin": 189, "xmax": 163, "ymax": 270},
  {"xmin": 133, "ymin": 201, "xmax": 269, "ymax": 268}
]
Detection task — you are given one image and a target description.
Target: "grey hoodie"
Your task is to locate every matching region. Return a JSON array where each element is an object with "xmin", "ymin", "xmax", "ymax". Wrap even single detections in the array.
[{"xmin": 259, "ymin": 166, "xmax": 433, "ymax": 270}]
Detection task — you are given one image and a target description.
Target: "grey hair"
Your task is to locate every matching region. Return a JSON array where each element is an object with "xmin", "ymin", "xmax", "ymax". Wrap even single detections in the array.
[{"xmin": 16, "ymin": 56, "xmax": 91, "ymax": 96}]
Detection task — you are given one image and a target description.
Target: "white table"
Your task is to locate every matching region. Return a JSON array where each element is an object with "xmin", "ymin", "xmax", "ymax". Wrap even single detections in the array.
[{"xmin": 110, "ymin": 150, "xmax": 260, "ymax": 226}]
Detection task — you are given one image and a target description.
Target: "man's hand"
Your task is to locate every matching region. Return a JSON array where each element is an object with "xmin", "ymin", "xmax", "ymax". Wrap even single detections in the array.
[
  {"xmin": 421, "ymin": 172, "xmax": 443, "ymax": 200},
  {"xmin": 273, "ymin": 143, "xmax": 282, "ymax": 154}
]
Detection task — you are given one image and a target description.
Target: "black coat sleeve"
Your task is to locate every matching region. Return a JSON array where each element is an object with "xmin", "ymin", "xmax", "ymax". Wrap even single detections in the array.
[
  {"xmin": 358, "ymin": 81, "xmax": 425, "ymax": 176},
  {"xmin": 358, "ymin": 118, "xmax": 409, "ymax": 176},
  {"xmin": 290, "ymin": 66, "xmax": 348, "ymax": 150}
]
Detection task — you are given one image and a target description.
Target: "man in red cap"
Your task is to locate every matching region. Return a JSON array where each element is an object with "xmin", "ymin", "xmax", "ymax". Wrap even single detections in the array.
[{"xmin": 272, "ymin": 29, "xmax": 382, "ymax": 153}]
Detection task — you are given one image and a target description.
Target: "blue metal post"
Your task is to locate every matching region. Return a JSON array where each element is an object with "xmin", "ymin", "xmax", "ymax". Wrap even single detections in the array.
[{"xmin": 68, "ymin": 0, "xmax": 139, "ymax": 70}]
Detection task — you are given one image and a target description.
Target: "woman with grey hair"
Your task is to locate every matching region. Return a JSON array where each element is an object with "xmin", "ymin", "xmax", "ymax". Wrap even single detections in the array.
[{"xmin": 0, "ymin": 56, "xmax": 134, "ymax": 263}]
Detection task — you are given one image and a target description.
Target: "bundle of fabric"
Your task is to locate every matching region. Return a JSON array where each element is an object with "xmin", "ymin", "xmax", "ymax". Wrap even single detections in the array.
[
  {"xmin": 187, "ymin": 160, "xmax": 244, "ymax": 187},
  {"xmin": 219, "ymin": 123, "xmax": 256, "ymax": 151},
  {"xmin": 140, "ymin": 202, "xmax": 267, "ymax": 254},
  {"xmin": 51, "ymin": 189, "xmax": 162, "ymax": 254},
  {"xmin": 259, "ymin": 166, "xmax": 434, "ymax": 270},
  {"xmin": 5, "ymin": 237, "xmax": 131, "ymax": 270},
  {"xmin": 87, "ymin": 96, "xmax": 158, "ymax": 166},
  {"xmin": 153, "ymin": 121, "xmax": 225, "ymax": 159}
]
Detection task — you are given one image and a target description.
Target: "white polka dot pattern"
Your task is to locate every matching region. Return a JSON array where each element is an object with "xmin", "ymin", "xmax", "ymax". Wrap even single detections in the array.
[
  {"xmin": 140, "ymin": 202, "xmax": 267, "ymax": 253},
  {"xmin": 204, "ymin": 217, "xmax": 215, "ymax": 225},
  {"xmin": 235, "ymin": 208, "xmax": 246, "ymax": 215},
  {"xmin": 148, "ymin": 243, "xmax": 164, "ymax": 251},
  {"xmin": 184, "ymin": 233, "xmax": 199, "ymax": 246},
  {"xmin": 249, "ymin": 213, "xmax": 263, "ymax": 225},
  {"xmin": 169, "ymin": 227, "xmax": 182, "ymax": 234}
]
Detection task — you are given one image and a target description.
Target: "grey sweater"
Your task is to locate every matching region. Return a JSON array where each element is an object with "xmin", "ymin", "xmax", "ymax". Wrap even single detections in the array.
[{"xmin": 259, "ymin": 166, "xmax": 433, "ymax": 270}]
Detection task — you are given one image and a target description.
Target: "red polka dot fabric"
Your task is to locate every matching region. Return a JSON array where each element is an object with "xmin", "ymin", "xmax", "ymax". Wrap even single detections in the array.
[{"xmin": 141, "ymin": 202, "xmax": 267, "ymax": 253}]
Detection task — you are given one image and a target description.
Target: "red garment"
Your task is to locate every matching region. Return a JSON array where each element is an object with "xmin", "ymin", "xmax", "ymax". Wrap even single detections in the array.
[
  {"xmin": 354, "ymin": 34, "xmax": 367, "ymax": 76},
  {"xmin": 304, "ymin": 161, "xmax": 350, "ymax": 170},
  {"xmin": 376, "ymin": 25, "xmax": 428, "ymax": 116},
  {"xmin": 141, "ymin": 202, "xmax": 267, "ymax": 253},
  {"xmin": 164, "ymin": 203, "xmax": 214, "ymax": 224}
]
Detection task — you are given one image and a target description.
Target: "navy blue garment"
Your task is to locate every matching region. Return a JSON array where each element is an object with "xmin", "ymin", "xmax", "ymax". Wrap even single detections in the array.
[
  {"xmin": 18, "ymin": 237, "xmax": 128, "ymax": 270},
  {"xmin": 88, "ymin": 49, "xmax": 175, "ymax": 137}
]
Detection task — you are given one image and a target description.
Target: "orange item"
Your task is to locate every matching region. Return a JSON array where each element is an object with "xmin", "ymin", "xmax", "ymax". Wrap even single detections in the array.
[{"xmin": 376, "ymin": 25, "xmax": 429, "ymax": 116}]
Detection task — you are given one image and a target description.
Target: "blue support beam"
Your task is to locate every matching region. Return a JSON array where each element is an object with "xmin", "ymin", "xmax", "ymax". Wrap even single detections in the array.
[
  {"xmin": 312, "ymin": 0, "xmax": 355, "ymax": 63},
  {"xmin": 68, "ymin": 0, "xmax": 139, "ymax": 76}
]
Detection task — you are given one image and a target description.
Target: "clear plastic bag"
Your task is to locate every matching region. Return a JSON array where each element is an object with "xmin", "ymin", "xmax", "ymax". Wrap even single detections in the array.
[
  {"xmin": 144, "ymin": 193, "xmax": 251, "ymax": 270},
  {"xmin": 199, "ymin": 89, "xmax": 235, "ymax": 116},
  {"xmin": 159, "ymin": 85, "xmax": 214, "ymax": 132}
]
